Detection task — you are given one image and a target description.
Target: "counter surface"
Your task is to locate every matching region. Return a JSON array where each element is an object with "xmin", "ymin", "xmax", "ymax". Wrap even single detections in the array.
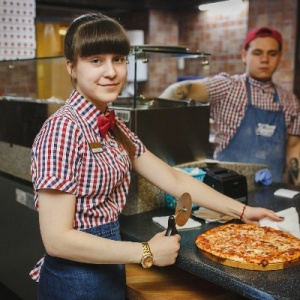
[{"xmin": 120, "ymin": 183, "xmax": 300, "ymax": 300}]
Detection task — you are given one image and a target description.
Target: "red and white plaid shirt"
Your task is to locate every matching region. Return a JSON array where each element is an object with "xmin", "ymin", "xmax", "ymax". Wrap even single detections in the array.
[
  {"xmin": 30, "ymin": 90, "xmax": 146, "ymax": 281},
  {"xmin": 203, "ymin": 73, "xmax": 300, "ymax": 156},
  {"xmin": 31, "ymin": 90, "xmax": 146, "ymax": 229}
]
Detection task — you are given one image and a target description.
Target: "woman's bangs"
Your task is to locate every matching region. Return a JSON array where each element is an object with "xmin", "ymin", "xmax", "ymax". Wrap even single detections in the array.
[{"xmin": 78, "ymin": 25, "xmax": 130, "ymax": 57}]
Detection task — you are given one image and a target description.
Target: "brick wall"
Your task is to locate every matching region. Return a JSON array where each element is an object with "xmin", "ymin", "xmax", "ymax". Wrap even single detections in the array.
[{"xmin": 144, "ymin": 0, "xmax": 298, "ymax": 95}]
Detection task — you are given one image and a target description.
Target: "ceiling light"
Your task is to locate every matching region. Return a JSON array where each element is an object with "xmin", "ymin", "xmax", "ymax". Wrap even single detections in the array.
[
  {"xmin": 198, "ymin": 0, "xmax": 243, "ymax": 12},
  {"xmin": 58, "ymin": 27, "xmax": 67, "ymax": 36}
]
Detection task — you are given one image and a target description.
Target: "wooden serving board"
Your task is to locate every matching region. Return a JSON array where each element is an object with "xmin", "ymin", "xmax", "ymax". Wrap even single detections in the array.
[{"xmin": 200, "ymin": 250, "xmax": 300, "ymax": 271}]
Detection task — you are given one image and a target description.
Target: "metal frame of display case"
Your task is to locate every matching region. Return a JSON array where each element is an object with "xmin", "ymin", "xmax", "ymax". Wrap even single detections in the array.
[{"xmin": 129, "ymin": 45, "xmax": 210, "ymax": 108}]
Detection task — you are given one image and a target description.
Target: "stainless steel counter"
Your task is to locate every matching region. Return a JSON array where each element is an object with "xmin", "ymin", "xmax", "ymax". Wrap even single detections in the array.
[{"xmin": 120, "ymin": 183, "xmax": 300, "ymax": 300}]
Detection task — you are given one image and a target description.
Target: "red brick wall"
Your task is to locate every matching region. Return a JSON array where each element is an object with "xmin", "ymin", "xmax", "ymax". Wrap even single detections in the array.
[
  {"xmin": 141, "ymin": 2, "xmax": 249, "ymax": 95},
  {"xmin": 145, "ymin": 10, "xmax": 179, "ymax": 96},
  {"xmin": 144, "ymin": 0, "xmax": 297, "ymax": 95}
]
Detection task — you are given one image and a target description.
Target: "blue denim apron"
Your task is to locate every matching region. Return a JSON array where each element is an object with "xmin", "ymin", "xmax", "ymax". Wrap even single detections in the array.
[
  {"xmin": 216, "ymin": 79, "xmax": 286, "ymax": 182},
  {"xmin": 38, "ymin": 220, "xmax": 126, "ymax": 300}
]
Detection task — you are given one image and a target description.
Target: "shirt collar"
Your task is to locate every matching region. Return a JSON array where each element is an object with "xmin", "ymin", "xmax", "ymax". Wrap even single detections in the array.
[
  {"xmin": 66, "ymin": 89, "xmax": 105, "ymax": 132},
  {"xmin": 245, "ymin": 74, "xmax": 276, "ymax": 93}
]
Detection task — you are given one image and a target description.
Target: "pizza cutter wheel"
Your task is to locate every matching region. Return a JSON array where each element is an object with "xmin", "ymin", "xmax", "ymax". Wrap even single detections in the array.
[{"xmin": 165, "ymin": 192, "xmax": 192, "ymax": 236}]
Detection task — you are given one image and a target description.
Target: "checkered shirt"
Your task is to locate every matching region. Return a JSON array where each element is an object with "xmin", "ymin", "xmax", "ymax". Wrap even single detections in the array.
[
  {"xmin": 203, "ymin": 73, "xmax": 300, "ymax": 156},
  {"xmin": 31, "ymin": 90, "xmax": 146, "ymax": 230}
]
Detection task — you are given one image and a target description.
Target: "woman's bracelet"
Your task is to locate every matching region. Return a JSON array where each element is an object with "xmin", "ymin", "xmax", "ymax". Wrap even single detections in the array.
[{"xmin": 240, "ymin": 205, "xmax": 247, "ymax": 220}]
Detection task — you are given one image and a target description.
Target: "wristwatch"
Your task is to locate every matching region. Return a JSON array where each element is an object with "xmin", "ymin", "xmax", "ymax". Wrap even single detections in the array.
[{"xmin": 140, "ymin": 242, "xmax": 154, "ymax": 268}]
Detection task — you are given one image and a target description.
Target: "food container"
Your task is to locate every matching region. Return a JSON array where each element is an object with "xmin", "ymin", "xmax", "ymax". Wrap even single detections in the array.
[{"xmin": 165, "ymin": 168, "xmax": 206, "ymax": 210}]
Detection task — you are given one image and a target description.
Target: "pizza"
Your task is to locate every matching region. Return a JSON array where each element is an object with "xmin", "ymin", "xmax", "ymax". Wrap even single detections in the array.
[{"xmin": 195, "ymin": 223, "xmax": 300, "ymax": 271}]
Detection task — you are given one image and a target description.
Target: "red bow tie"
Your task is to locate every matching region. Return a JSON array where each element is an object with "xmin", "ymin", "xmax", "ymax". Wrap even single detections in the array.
[{"xmin": 97, "ymin": 110, "xmax": 115, "ymax": 138}]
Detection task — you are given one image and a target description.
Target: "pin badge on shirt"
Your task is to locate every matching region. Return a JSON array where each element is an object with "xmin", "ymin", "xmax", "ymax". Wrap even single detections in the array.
[{"xmin": 89, "ymin": 142, "xmax": 103, "ymax": 153}]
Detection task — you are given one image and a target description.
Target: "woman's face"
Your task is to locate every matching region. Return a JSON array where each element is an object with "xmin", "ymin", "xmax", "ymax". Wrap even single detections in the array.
[{"xmin": 67, "ymin": 53, "xmax": 127, "ymax": 111}]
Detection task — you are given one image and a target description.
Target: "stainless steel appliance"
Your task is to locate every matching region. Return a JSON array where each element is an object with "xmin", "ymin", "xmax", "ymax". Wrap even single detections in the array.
[{"xmin": 111, "ymin": 97, "xmax": 210, "ymax": 165}]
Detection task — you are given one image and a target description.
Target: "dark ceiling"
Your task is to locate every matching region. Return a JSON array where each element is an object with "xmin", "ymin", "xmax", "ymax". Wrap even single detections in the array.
[{"xmin": 36, "ymin": 0, "xmax": 224, "ymax": 21}]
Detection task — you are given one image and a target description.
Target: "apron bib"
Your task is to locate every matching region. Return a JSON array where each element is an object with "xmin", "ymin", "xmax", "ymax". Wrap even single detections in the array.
[{"xmin": 216, "ymin": 79, "xmax": 286, "ymax": 182}]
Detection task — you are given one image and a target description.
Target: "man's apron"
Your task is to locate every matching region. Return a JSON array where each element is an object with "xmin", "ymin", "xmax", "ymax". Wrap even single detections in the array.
[{"xmin": 216, "ymin": 79, "xmax": 286, "ymax": 182}]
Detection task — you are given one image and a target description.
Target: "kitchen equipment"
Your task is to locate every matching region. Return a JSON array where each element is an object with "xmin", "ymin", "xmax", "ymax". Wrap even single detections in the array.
[
  {"xmin": 0, "ymin": 97, "xmax": 210, "ymax": 165},
  {"xmin": 112, "ymin": 98, "xmax": 210, "ymax": 166},
  {"xmin": 165, "ymin": 193, "xmax": 192, "ymax": 236},
  {"xmin": 203, "ymin": 167, "xmax": 248, "ymax": 204},
  {"xmin": 0, "ymin": 46, "xmax": 211, "ymax": 165}
]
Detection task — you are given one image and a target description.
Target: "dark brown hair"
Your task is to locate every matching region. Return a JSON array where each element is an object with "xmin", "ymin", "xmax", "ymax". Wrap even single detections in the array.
[
  {"xmin": 64, "ymin": 13, "xmax": 136, "ymax": 161},
  {"xmin": 64, "ymin": 13, "xmax": 130, "ymax": 63}
]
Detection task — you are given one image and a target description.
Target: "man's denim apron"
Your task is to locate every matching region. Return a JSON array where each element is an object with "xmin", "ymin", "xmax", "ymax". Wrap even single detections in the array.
[{"xmin": 216, "ymin": 78, "xmax": 286, "ymax": 182}]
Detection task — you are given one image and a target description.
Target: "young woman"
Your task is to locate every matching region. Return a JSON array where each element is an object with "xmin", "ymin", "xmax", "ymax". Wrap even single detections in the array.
[{"xmin": 30, "ymin": 13, "xmax": 282, "ymax": 299}]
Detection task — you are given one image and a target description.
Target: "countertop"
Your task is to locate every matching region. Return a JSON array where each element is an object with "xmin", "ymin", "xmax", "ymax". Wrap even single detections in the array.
[{"xmin": 119, "ymin": 183, "xmax": 300, "ymax": 300}]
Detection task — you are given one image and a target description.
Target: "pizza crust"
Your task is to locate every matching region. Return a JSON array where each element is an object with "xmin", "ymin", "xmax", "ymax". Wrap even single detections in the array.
[{"xmin": 200, "ymin": 249, "xmax": 300, "ymax": 271}]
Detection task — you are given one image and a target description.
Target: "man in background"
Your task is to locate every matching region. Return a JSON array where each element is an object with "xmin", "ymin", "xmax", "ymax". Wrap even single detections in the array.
[{"xmin": 160, "ymin": 26, "xmax": 300, "ymax": 185}]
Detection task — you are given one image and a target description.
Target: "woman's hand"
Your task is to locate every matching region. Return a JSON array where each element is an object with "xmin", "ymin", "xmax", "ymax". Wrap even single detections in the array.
[
  {"xmin": 242, "ymin": 206, "xmax": 283, "ymax": 225},
  {"xmin": 148, "ymin": 231, "xmax": 181, "ymax": 266}
]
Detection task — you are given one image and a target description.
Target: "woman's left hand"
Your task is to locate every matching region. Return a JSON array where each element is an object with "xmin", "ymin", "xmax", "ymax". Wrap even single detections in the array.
[{"xmin": 242, "ymin": 206, "xmax": 283, "ymax": 225}]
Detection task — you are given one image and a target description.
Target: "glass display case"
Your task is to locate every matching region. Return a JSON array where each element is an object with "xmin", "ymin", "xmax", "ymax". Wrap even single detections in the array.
[
  {"xmin": 0, "ymin": 44, "xmax": 210, "ymax": 104},
  {"xmin": 0, "ymin": 56, "xmax": 72, "ymax": 102},
  {"xmin": 127, "ymin": 45, "xmax": 210, "ymax": 108},
  {"xmin": 0, "ymin": 46, "xmax": 211, "ymax": 165}
]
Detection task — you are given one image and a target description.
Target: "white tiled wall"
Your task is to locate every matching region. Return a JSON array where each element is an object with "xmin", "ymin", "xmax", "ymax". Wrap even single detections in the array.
[{"xmin": 0, "ymin": 0, "xmax": 36, "ymax": 60}]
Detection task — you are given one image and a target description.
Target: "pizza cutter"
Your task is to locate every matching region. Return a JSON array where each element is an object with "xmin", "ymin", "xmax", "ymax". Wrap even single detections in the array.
[{"xmin": 165, "ymin": 192, "xmax": 192, "ymax": 236}]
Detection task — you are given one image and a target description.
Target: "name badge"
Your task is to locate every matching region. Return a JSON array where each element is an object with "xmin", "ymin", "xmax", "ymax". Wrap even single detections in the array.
[
  {"xmin": 256, "ymin": 123, "xmax": 276, "ymax": 137},
  {"xmin": 89, "ymin": 142, "xmax": 103, "ymax": 153}
]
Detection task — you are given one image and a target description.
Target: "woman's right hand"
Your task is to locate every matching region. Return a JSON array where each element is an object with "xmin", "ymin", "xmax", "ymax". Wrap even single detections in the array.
[{"xmin": 148, "ymin": 231, "xmax": 181, "ymax": 266}]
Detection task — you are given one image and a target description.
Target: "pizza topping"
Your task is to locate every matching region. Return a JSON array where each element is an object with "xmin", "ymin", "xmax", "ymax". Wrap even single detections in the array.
[{"xmin": 260, "ymin": 259, "xmax": 269, "ymax": 267}]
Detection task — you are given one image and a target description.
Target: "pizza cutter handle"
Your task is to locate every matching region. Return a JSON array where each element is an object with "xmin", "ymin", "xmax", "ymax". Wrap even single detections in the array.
[{"xmin": 165, "ymin": 215, "xmax": 178, "ymax": 236}]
